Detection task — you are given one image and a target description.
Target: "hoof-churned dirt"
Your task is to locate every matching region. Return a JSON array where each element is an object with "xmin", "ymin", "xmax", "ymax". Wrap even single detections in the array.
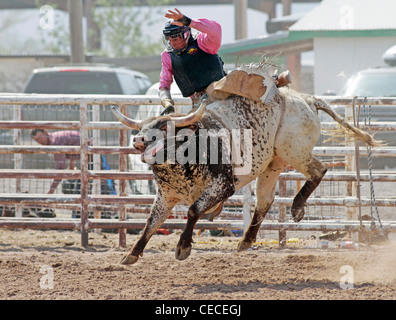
[{"xmin": 1, "ymin": 229, "xmax": 395, "ymax": 300}]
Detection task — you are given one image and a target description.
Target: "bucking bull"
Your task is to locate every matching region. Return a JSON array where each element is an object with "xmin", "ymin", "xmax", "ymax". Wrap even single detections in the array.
[{"xmin": 112, "ymin": 62, "xmax": 378, "ymax": 265}]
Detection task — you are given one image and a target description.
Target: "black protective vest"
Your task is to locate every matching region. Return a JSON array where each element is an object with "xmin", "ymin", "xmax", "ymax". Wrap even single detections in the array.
[{"xmin": 170, "ymin": 39, "xmax": 225, "ymax": 97}]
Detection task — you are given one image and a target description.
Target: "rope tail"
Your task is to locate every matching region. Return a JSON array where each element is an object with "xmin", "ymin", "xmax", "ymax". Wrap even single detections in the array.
[{"xmin": 313, "ymin": 98, "xmax": 382, "ymax": 148}]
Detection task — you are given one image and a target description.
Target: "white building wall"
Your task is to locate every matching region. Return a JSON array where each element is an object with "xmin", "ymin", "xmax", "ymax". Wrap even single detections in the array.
[{"xmin": 313, "ymin": 36, "xmax": 396, "ymax": 95}]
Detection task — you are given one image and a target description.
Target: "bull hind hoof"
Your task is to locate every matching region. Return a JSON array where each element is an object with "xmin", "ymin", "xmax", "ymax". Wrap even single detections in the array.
[
  {"xmin": 237, "ymin": 240, "xmax": 252, "ymax": 252},
  {"xmin": 120, "ymin": 254, "xmax": 139, "ymax": 265},
  {"xmin": 175, "ymin": 245, "xmax": 192, "ymax": 261},
  {"xmin": 291, "ymin": 207, "xmax": 305, "ymax": 222}
]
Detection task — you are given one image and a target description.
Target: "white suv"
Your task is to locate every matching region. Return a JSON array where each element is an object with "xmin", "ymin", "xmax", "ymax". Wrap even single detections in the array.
[{"xmin": 23, "ymin": 64, "xmax": 152, "ymax": 95}]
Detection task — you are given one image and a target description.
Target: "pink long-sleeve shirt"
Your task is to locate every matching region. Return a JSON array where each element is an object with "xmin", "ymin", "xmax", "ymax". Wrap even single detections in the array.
[
  {"xmin": 48, "ymin": 131, "xmax": 92, "ymax": 191},
  {"xmin": 159, "ymin": 18, "xmax": 222, "ymax": 91}
]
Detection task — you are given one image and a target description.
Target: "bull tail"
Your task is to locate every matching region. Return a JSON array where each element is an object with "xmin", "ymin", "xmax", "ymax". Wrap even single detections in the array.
[{"xmin": 313, "ymin": 97, "xmax": 382, "ymax": 148}]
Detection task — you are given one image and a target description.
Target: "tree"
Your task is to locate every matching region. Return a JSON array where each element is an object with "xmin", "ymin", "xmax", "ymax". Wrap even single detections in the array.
[
  {"xmin": 38, "ymin": 0, "xmax": 175, "ymax": 57},
  {"xmin": 39, "ymin": 8, "xmax": 70, "ymax": 54},
  {"xmin": 92, "ymin": 0, "xmax": 175, "ymax": 57}
]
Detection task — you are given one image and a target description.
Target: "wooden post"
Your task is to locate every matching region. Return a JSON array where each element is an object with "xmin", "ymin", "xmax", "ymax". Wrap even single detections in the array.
[
  {"xmin": 92, "ymin": 105, "xmax": 101, "ymax": 229},
  {"xmin": 80, "ymin": 102, "xmax": 89, "ymax": 247},
  {"xmin": 118, "ymin": 105, "xmax": 128, "ymax": 248},
  {"xmin": 278, "ymin": 180, "xmax": 287, "ymax": 247},
  {"xmin": 242, "ymin": 183, "xmax": 252, "ymax": 233},
  {"xmin": 281, "ymin": 0, "xmax": 292, "ymax": 16},
  {"xmin": 345, "ymin": 99, "xmax": 360, "ymax": 242},
  {"xmin": 68, "ymin": 0, "xmax": 85, "ymax": 63},
  {"xmin": 234, "ymin": 0, "xmax": 247, "ymax": 40},
  {"xmin": 13, "ymin": 105, "xmax": 23, "ymax": 217},
  {"xmin": 287, "ymin": 54, "xmax": 301, "ymax": 92}
]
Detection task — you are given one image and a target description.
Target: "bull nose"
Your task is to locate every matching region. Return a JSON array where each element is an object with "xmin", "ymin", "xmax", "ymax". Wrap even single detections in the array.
[{"xmin": 133, "ymin": 136, "xmax": 145, "ymax": 151}]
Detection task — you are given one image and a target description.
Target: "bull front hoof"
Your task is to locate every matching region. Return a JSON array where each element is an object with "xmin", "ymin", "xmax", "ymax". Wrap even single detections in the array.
[
  {"xmin": 291, "ymin": 207, "xmax": 305, "ymax": 222},
  {"xmin": 175, "ymin": 245, "xmax": 192, "ymax": 261},
  {"xmin": 120, "ymin": 254, "xmax": 139, "ymax": 265},
  {"xmin": 237, "ymin": 240, "xmax": 252, "ymax": 252}
]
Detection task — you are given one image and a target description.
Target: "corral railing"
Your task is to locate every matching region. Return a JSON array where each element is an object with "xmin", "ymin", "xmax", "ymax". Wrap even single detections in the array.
[{"xmin": 0, "ymin": 94, "xmax": 396, "ymax": 247}]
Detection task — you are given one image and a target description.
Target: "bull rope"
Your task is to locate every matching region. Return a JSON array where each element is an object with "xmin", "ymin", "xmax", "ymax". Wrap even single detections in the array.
[{"xmin": 362, "ymin": 97, "xmax": 384, "ymax": 234}]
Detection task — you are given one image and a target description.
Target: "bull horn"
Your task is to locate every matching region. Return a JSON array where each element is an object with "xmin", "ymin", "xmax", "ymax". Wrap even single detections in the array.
[
  {"xmin": 170, "ymin": 99, "xmax": 208, "ymax": 127},
  {"xmin": 111, "ymin": 106, "xmax": 142, "ymax": 130}
]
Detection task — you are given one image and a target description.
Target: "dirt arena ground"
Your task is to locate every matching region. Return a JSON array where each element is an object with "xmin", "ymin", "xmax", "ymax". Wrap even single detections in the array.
[{"xmin": 0, "ymin": 228, "xmax": 395, "ymax": 300}]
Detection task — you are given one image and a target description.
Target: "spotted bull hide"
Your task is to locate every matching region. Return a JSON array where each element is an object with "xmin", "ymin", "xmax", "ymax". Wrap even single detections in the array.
[{"xmin": 112, "ymin": 84, "xmax": 378, "ymax": 265}]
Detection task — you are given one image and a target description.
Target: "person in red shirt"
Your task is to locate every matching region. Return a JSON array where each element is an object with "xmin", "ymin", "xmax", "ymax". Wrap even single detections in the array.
[{"xmin": 31, "ymin": 129, "xmax": 92, "ymax": 194}]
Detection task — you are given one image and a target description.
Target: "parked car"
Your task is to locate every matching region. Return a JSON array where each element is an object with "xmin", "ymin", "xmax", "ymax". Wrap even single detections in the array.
[
  {"xmin": 22, "ymin": 63, "xmax": 151, "ymax": 122},
  {"xmin": 23, "ymin": 64, "xmax": 152, "ymax": 95}
]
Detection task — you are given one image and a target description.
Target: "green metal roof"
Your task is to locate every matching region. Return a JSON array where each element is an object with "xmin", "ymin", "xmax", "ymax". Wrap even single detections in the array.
[{"xmin": 218, "ymin": 31, "xmax": 313, "ymax": 60}]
